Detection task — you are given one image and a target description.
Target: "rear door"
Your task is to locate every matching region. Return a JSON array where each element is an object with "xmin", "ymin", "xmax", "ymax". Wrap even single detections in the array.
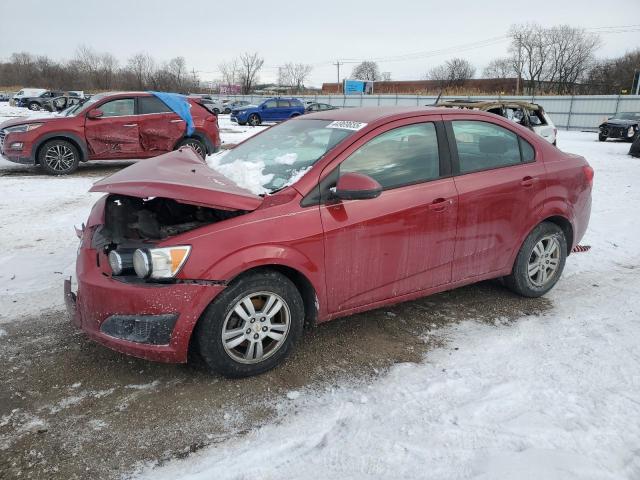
[
  {"xmin": 84, "ymin": 97, "xmax": 142, "ymax": 159},
  {"xmin": 319, "ymin": 117, "xmax": 458, "ymax": 313},
  {"xmin": 446, "ymin": 116, "xmax": 546, "ymax": 281},
  {"xmin": 274, "ymin": 99, "xmax": 292, "ymax": 121},
  {"xmin": 136, "ymin": 95, "xmax": 185, "ymax": 156}
]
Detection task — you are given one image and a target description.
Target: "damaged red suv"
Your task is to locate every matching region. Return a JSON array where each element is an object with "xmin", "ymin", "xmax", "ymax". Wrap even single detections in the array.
[
  {"xmin": 65, "ymin": 107, "xmax": 592, "ymax": 377},
  {"xmin": 0, "ymin": 92, "xmax": 220, "ymax": 175}
]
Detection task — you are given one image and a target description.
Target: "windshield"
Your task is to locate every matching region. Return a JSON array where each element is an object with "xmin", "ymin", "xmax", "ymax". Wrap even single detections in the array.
[
  {"xmin": 207, "ymin": 119, "xmax": 358, "ymax": 195},
  {"xmin": 62, "ymin": 94, "xmax": 105, "ymax": 117},
  {"xmin": 616, "ymin": 113, "xmax": 640, "ymax": 120}
]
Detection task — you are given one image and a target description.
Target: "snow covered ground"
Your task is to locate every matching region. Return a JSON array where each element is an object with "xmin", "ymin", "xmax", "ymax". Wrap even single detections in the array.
[{"xmin": 135, "ymin": 133, "xmax": 640, "ymax": 479}]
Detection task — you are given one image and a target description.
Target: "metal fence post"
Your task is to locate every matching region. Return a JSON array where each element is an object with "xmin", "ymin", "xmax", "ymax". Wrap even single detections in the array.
[
  {"xmin": 566, "ymin": 95, "xmax": 574, "ymax": 131},
  {"xmin": 614, "ymin": 94, "xmax": 621, "ymax": 116}
]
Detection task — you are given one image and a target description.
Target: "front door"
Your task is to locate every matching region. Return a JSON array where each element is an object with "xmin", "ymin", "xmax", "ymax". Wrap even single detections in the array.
[
  {"xmin": 85, "ymin": 97, "xmax": 142, "ymax": 159},
  {"xmin": 319, "ymin": 118, "xmax": 458, "ymax": 314},
  {"xmin": 446, "ymin": 118, "xmax": 546, "ymax": 281}
]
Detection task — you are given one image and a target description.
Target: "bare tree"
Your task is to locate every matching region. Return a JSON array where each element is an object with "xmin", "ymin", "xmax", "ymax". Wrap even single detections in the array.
[
  {"xmin": 127, "ymin": 53, "xmax": 155, "ymax": 90},
  {"xmin": 351, "ymin": 61, "xmax": 381, "ymax": 81},
  {"xmin": 586, "ymin": 48, "xmax": 640, "ymax": 94},
  {"xmin": 509, "ymin": 23, "xmax": 552, "ymax": 95},
  {"xmin": 219, "ymin": 58, "xmax": 240, "ymax": 86},
  {"xmin": 483, "ymin": 58, "xmax": 516, "ymax": 79},
  {"xmin": 381, "ymin": 71, "xmax": 392, "ymax": 81},
  {"xmin": 428, "ymin": 58, "xmax": 476, "ymax": 88},
  {"xmin": 167, "ymin": 56, "xmax": 188, "ymax": 91},
  {"xmin": 278, "ymin": 63, "xmax": 312, "ymax": 91},
  {"xmin": 238, "ymin": 52, "xmax": 264, "ymax": 94}
]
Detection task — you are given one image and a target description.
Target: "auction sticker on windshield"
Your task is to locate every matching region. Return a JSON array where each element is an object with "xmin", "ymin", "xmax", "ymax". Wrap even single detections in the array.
[{"xmin": 326, "ymin": 121, "xmax": 367, "ymax": 131}]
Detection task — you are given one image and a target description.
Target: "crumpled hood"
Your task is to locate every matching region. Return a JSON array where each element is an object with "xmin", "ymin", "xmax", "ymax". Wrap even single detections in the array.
[{"xmin": 90, "ymin": 148, "xmax": 263, "ymax": 211}]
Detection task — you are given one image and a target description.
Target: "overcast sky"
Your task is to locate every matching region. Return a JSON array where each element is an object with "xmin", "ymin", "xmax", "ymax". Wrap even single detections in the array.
[{"xmin": 1, "ymin": 0, "xmax": 638, "ymax": 87}]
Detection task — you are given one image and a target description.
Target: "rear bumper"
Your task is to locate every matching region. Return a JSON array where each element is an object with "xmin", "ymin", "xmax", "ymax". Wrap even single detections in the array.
[{"xmin": 66, "ymin": 247, "xmax": 226, "ymax": 363}]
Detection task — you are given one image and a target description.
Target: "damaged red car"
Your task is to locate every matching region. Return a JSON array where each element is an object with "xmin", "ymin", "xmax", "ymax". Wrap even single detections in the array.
[
  {"xmin": 0, "ymin": 92, "xmax": 220, "ymax": 175},
  {"xmin": 65, "ymin": 107, "xmax": 593, "ymax": 377}
]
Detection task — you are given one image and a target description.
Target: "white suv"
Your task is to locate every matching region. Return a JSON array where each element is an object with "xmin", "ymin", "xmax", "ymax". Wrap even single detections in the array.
[{"xmin": 438, "ymin": 100, "xmax": 558, "ymax": 146}]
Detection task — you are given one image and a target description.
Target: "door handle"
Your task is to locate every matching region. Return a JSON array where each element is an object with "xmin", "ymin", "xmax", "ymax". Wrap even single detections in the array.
[
  {"xmin": 123, "ymin": 123, "xmax": 137, "ymax": 127},
  {"xmin": 170, "ymin": 119, "xmax": 184, "ymax": 123},
  {"xmin": 521, "ymin": 176, "xmax": 538, "ymax": 187},
  {"xmin": 428, "ymin": 198, "xmax": 452, "ymax": 212}
]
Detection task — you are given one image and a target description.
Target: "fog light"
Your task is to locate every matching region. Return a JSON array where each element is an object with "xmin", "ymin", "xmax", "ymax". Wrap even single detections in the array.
[
  {"xmin": 10, "ymin": 142, "xmax": 23, "ymax": 150},
  {"xmin": 133, "ymin": 249, "xmax": 152, "ymax": 278},
  {"xmin": 629, "ymin": 126, "xmax": 635, "ymax": 137}
]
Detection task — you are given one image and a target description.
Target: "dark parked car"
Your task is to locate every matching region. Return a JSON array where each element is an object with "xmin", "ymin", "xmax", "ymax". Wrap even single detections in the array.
[
  {"xmin": 630, "ymin": 134, "xmax": 640, "ymax": 158},
  {"xmin": 231, "ymin": 98, "xmax": 305, "ymax": 126},
  {"xmin": 598, "ymin": 112, "xmax": 640, "ymax": 142},
  {"xmin": 15, "ymin": 90, "xmax": 65, "ymax": 110},
  {"xmin": 305, "ymin": 102, "xmax": 338, "ymax": 113},
  {"xmin": 66, "ymin": 107, "xmax": 592, "ymax": 377},
  {"xmin": 42, "ymin": 95, "xmax": 85, "ymax": 112},
  {"xmin": 0, "ymin": 92, "xmax": 221, "ymax": 174}
]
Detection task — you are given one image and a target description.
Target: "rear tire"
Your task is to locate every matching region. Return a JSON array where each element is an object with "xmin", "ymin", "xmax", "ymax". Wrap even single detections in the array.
[
  {"xmin": 195, "ymin": 271, "xmax": 304, "ymax": 378},
  {"xmin": 38, "ymin": 139, "xmax": 80, "ymax": 175},
  {"xmin": 28, "ymin": 102, "xmax": 40, "ymax": 111},
  {"xmin": 248, "ymin": 114, "xmax": 261, "ymax": 126},
  {"xmin": 504, "ymin": 221, "xmax": 567, "ymax": 298},
  {"xmin": 598, "ymin": 133, "xmax": 607, "ymax": 142},
  {"xmin": 176, "ymin": 138, "xmax": 206, "ymax": 159}
]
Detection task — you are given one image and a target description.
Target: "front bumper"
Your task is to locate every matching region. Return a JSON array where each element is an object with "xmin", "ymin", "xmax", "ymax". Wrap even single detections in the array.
[
  {"xmin": 66, "ymin": 246, "xmax": 226, "ymax": 363},
  {"xmin": 601, "ymin": 125, "xmax": 636, "ymax": 139},
  {"xmin": 0, "ymin": 130, "xmax": 36, "ymax": 164}
]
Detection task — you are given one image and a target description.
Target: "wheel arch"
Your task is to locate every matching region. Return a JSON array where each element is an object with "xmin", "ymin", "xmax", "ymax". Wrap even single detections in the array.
[
  {"xmin": 542, "ymin": 215, "xmax": 574, "ymax": 254},
  {"xmin": 34, "ymin": 133, "xmax": 88, "ymax": 164}
]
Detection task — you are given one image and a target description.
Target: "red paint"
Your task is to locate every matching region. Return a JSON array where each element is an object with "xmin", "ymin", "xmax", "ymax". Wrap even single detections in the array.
[
  {"xmin": 0, "ymin": 92, "xmax": 220, "ymax": 165},
  {"xmin": 68, "ymin": 107, "xmax": 592, "ymax": 364}
]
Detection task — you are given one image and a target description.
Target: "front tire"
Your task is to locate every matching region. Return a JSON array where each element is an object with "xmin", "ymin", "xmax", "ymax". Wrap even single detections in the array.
[
  {"xmin": 28, "ymin": 102, "xmax": 40, "ymax": 111},
  {"xmin": 598, "ymin": 133, "xmax": 607, "ymax": 142},
  {"xmin": 248, "ymin": 114, "xmax": 261, "ymax": 126},
  {"xmin": 38, "ymin": 139, "xmax": 80, "ymax": 175},
  {"xmin": 196, "ymin": 271, "xmax": 304, "ymax": 378},
  {"xmin": 504, "ymin": 221, "xmax": 567, "ymax": 298},
  {"xmin": 176, "ymin": 138, "xmax": 206, "ymax": 159}
]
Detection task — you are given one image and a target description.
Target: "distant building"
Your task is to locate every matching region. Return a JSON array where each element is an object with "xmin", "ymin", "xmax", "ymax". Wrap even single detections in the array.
[{"xmin": 322, "ymin": 78, "xmax": 520, "ymax": 95}]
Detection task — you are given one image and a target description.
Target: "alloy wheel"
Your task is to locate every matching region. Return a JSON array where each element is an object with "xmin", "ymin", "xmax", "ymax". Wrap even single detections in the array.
[
  {"xmin": 249, "ymin": 115, "xmax": 259, "ymax": 126},
  {"xmin": 527, "ymin": 235, "xmax": 561, "ymax": 287},
  {"xmin": 44, "ymin": 144, "xmax": 75, "ymax": 173},
  {"xmin": 221, "ymin": 291, "xmax": 291, "ymax": 364}
]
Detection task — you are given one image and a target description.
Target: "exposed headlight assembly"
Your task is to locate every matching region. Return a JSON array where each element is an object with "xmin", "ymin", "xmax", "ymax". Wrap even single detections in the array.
[
  {"xmin": 133, "ymin": 246, "xmax": 191, "ymax": 280},
  {"xmin": 5, "ymin": 123, "xmax": 44, "ymax": 133}
]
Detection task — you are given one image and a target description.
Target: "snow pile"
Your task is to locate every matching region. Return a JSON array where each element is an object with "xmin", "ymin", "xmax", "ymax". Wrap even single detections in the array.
[
  {"xmin": 207, "ymin": 151, "xmax": 273, "ymax": 195},
  {"xmin": 136, "ymin": 132, "xmax": 640, "ymax": 480}
]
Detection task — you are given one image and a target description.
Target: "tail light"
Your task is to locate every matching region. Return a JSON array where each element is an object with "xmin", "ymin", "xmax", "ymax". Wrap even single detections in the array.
[{"xmin": 582, "ymin": 165, "xmax": 594, "ymax": 187}]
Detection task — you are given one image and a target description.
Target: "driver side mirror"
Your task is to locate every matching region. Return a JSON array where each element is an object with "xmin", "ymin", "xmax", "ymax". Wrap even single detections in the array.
[
  {"xmin": 333, "ymin": 172, "xmax": 382, "ymax": 201},
  {"xmin": 87, "ymin": 109, "xmax": 103, "ymax": 119}
]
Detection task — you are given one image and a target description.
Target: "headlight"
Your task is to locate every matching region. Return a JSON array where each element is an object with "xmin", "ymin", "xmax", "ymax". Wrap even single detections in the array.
[
  {"xmin": 133, "ymin": 246, "xmax": 191, "ymax": 279},
  {"xmin": 5, "ymin": 123, "xmax": 43, "ymax": 133}
]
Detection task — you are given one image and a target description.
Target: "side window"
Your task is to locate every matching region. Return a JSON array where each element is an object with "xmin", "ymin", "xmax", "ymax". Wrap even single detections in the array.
[
  {"xmin": 340, "ymin": 122, "xmax": 440, "ymax": 190},
  {"xmin": 277, "ymin": 100, "xmax": 290, "ymax": 108},
  {"xmin": 138, "ymin": 96, "xmax": 172, "ymax": 114},
  {"xmin": 520, "ymin": 138, "xmax": 535, "ymax": 162},
  {"xmin": 452, "ymin": 121, "xmax": 523, "ymax": 174},
  {"xmin": 98, "ymin": 98, "xmax": 135, "ymax": 117},
  {"xmin": 264, "ymin": 100, "xmax": 277, "ymax": 108}
]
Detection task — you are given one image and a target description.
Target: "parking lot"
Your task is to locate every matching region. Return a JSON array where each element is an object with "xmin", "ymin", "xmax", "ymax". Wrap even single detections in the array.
[{"xmin": 1, "ymin": 110, "xmax": 639, "ymax": 478}]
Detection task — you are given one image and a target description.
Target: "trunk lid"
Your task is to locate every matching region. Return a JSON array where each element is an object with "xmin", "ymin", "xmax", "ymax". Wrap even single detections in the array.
[{"xmin": 90, "ymin": 148, "xmax": 263, "ymax": 211}]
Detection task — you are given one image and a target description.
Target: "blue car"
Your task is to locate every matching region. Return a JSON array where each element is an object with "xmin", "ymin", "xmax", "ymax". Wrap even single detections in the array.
[{"xmin": 230, "ymin": 98, "xmax": 305, "ymax": 126}]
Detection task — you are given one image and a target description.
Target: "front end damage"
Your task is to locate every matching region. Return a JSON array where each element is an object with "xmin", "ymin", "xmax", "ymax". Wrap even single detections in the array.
[{"xmin": 65, "ymin": 149, "xmax": 263, "ymax": 362}]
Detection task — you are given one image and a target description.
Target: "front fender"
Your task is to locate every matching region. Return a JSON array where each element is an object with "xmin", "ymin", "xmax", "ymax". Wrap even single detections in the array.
[
  {"xmin": 196, "ymin": 243, "xmax": 326, "ymax": 316},
  {"xmin": 31, "ymin": 131, "xmax": 89, "ymax": 163}
]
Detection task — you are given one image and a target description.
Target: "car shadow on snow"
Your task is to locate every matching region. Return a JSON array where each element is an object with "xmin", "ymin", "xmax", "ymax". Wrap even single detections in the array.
[
  {"xmin": 0, "ymin": 280, "xmax": 551, "ymax": 479},
  {"xmin": 0, "ymin": 160, "xmax": 136, "ymax": 178}
]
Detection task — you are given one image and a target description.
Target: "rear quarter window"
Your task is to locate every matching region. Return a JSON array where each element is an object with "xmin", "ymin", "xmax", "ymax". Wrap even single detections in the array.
[{"xmin": 138, "ymin": 96, "xmax": 173, "ymax": 114}]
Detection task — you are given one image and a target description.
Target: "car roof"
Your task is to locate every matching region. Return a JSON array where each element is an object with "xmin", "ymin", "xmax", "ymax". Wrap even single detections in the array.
[
  {"xmin": 438, "ymin": 100, "xmax": 542, "ymax": 110},
  {"xmin": 301, "ymin": 106, "xmax": 443, "ymax": 123}
]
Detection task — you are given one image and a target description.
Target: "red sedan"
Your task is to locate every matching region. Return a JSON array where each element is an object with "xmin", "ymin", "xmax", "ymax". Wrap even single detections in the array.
[
  {"xmin": 0, "ymin": 92, "xmax": 221, "ymax": 174},
  {"xmin": 65, "ymin": 107, "xmax": 593, "ymax": 377}
]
